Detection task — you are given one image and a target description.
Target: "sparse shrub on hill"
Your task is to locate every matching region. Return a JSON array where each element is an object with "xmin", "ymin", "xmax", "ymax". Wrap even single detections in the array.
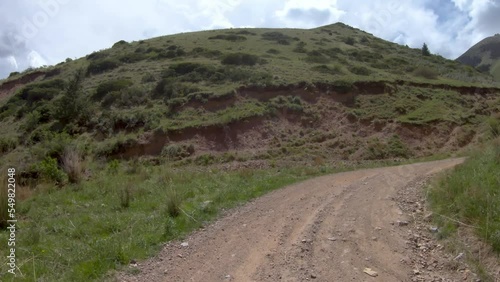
[
  {"xmin": 487, "ymin": 117, "xmax": 500, "ymax": 138},
  {"xmin": 161, "ymin": 144, "xmax": 195, "ymax": 161},
  {"xmin": 190, "ymin": 47, "xmax": 222, "ymax": 59},
  {"xmin": 0, "ymin": 137, "xmax": 17, "ymax": 154},
  {"xmin": 86, "ymin": 51, "xmax": 109, "ymax": 60},
  {"xmin": 422, "ymin": 43, "xmax": 431, "ymax": 56},
  {"xmin": 344, "ymin": 36, "xmax": 356, "ymax": 45},
  {"xmin": 311, "ymin": 64, "xmax": 344, "ymax": 75},
  {"xmin": 267, "ymin": 48, "xmax": 280, "ymax": 55},
  {"xmin": 8, "ymin": 71, "xmax": 20, "ymax": 78},
  {"xmin": 269, "ymin": 95, "xmax": 303, "ymax": 112},
  {"xmin": 293, "ymin": 41, "xmax": 308, "ymax": 53},
  {"xmin": 347, "ymin": 49, "xmax": 383, "ymax": 63},
  {"xmin": 331, "ymin": 80, "xmax": 353, "ymax": 94},
  {"xmin": 208, "ymin": 34, "xmax": 247, "ymax": 42},
  {"xmin": 93, "ymin": 79, "xmax": 134, "ymax": 101},
  {"xmin": 413, "ymin": 66, "xmax": 439, "ymax": 79},
  {"xmin": 349, "ymin": 65, "xmax": 372, "ymax": 76},
  {"xmin": 305, "ymin": 50, "xmax": 330, "ymax": 63},
  {"xmin": 18, "ymin": 79, "xmax": 66, "ymax": 105},
  {"xmin": 141, "ymin": 73, "xmax": 156, "ymax": 83},
  {"xmin": 36, "ymin": 157, "xmax": 67, "ymax": 184},
  {"xmin": 153, "ymin": 78, "xmax": 200, "ymax": 101},
  {"xmin": 261, "ymin": 31, "xmax": 291, "ymax": 45},
  {"xmin": 87, "ymin": 59, "xmax": 121, "ymax": 75},
  {"xmin": 118, "ymin": 52, "xmax": 149, "ymax": 63},
  {"xmin": 221, "ymin": 53, "xmax": 260, "ymax": 66},
  {"xmin": 53, "ymin": 69, "xmax": 92, "ymax": 130},
  {"xmin": 112, "ymin": 40, "xmax": 129, "ymax": 48}
]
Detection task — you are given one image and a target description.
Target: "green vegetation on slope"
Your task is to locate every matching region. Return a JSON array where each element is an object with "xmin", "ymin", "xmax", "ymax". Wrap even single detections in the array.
[
  {"xmin": 428, "ymin": 137, "xmax": 500, "ymax": 252},
  {"xmin": 456, "ymin": 34, "xmax": 500, "ymax": 80}
]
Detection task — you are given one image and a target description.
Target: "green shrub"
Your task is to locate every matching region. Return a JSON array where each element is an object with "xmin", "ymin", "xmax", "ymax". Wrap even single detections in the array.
[
  {"xmin": 331, "ymin": 80, "xmax": 353, "ymax": 94},
  {"xmin": 93, "ymin": 79, "xmax": 133, "ymax": 101},
  {"xmin": 36, "ymin": 157, "xmax": 67, "ymax": 184},
  {"xmin": 53, "ymin": 69, "xmax": 92, "ymax": 128},
  {"xmin": 118, "ymin": 52, "xmax": 149, "ymax": 63},
  {"xmin": 261, "ymin": 32, "xmax": 291, "ymax": 45},
  {"xmin": 141, "ymin": 73, "xmax": 156, "ymax": 83},
  {"xmin": 0, "ymin": 137, "xmax": 17, "ymax": 154},
  {"xmin": 18, "ymin": 79, "xmax": 66, "ymax": 105},
  {"xmin": 388, "ymin": 135, "xmax": 410, "ymax": 158},
  {"xmin": 165, "ymin": 188, "xmax": 182, "ymax": 217},
  {"xmin": 488, "ymin": 117, "xmax": 500, "ymax": 138},
  {"xmin": 413, "ymin": 66, "xmax": 439, "ymax": 79},
  {"xmin": 208, "ymin": 34, "xmax": 247, "ymax": 42},
  {"xmin": 349, "ymin": 65, "xmax": 372, "ymax": 76},
  {"xmin": 22, "ymin": 111, "xmax": 42, "ymax": 132},
  {"xmin": 153, "ymin": 78, "xmax": 200, "ymax": 100},
  {"xmin": 112, "ymin": 40, "xmax": 129, "ymax": 48},
  {"xmin": 305, "ymin": 50, "xmax": 329, "ymax": 63},
  {"xmin": 267, "ymin": 49, "xmax": 280, "ymax": 55},
  {"xmin": 87, "ymin": 59, "xmax": 121, "ymax": 75},
  {"xmin": 311, "ymin": 64, "xmax": 344, "ymax": 75},
  {"xmin": 8, "ymin": 71, "xmax": 20, "ymax": 78},
  {"xmin": 161, "ymin": 144, "xmax": 195, "ymax": 161},
  {"xmin": 269, "ymin": 96, "xmax": 303, "ymax": 112},
  {"xmin": 344, "ymin": 36, "xmax": 356, "ymax": 45},
  {"xmin": 221, "ymin": 53, "xmax": 260, "ymax": 66},
  {"xmin": 293, "ymin": 41, "xmax": 308, "ymax": 53}
]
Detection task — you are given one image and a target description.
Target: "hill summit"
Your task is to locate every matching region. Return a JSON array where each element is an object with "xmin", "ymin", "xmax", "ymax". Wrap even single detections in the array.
[{"xmin": 456, "ymin": 34, "xmax": 500, "ymax": 80}]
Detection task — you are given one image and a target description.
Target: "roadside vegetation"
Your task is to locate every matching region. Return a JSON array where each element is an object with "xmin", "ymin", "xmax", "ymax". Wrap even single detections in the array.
[{"xmin": 429, "ymin": 136, "xmax": 500, "ymax": 252}]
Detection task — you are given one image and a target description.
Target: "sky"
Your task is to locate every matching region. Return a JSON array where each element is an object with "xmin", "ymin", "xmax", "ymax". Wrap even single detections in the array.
[{"xmin": 1, "ymin": 0, "xmax": 499, "ymax": 79}]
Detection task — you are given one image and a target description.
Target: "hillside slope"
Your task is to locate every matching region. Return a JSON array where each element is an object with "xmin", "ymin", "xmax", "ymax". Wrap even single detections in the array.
[
  {"xmin": 456, "ymin": 34, "xmax": 500, "ymax": 80},
  {"xmin": 0, "ymin": 22, "xmax": 499, "ymax": 180}
]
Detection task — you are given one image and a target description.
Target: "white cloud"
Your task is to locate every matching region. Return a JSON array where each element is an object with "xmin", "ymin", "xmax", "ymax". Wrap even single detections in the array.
[
  {"xmin": 7, "ymin": 56, "xmax": 18, "ymax": 69},
  {"xmin": 27, "ymin": 50, "xmax": 47, "ymax": 67},
  {"xmin": 275, "ymin": 0, "xmax": 345, "ymax": 27},
  {"xmin": 1, "ymin": 0, "xmax": 500, "ymax": 79}
]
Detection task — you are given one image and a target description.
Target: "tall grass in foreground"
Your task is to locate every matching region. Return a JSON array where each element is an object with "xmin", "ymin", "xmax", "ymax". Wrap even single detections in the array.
[{"xmin": 428, "ymin": 138, "xmax": 500, "ymax": 253}]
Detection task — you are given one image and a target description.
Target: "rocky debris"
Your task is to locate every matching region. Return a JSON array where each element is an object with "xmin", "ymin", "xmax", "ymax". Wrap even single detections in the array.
[
  {"xmin": 394, "ymin": 176, "xmax": 484, "ymax": 282},
  {"xmin": 363, "ymin": 268, "xmax": 378, "ymax": 277},
  {"xmin": 180, "ymin": 242, "xmax": 189, "ymax": 247}
]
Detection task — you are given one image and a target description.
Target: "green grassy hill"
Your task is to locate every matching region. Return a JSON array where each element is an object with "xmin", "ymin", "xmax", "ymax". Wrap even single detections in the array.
[
  {"xmin": 456, "ymin": 34, "xmax": 500, "ymax": 80},
  {"xmin": 0, "ymin": 22, "xmax": 500, "ymax": 281}
]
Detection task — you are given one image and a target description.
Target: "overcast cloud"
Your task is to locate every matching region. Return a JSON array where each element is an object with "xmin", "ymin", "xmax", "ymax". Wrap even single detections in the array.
[{"xmin": 0, "ymin": 0, "xmax": 499, "ymax": 79}]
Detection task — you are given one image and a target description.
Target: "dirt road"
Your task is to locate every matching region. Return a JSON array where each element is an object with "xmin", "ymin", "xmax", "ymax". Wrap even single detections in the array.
[{"xmin": 118, "ymin": 158, "xmax": 469, "ymax": 282}]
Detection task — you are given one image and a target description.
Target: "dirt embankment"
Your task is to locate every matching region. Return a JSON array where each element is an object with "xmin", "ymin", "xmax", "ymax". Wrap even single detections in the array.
[
  {"xmin": 116, "ymin": 158, "xmax": 498, "ymax": 282},
  {"xmin": 0, "ymin": 71, "xmax": 46, "ymax": 101}
]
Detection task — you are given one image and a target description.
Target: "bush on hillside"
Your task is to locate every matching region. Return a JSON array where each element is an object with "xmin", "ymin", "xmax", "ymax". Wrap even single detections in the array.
[
  {"xmin": 53, "ymin": 69, "xmax": 92, "ymax": 129},
  {"xmin": 18, "ymin": 79, "xmax": 66, "ymax": 105},
  {"xmin": 349, "ymin": 65, "xmax": 372, "ymax": 76},
  {"xmin": 153, "ymin": 78, "xmax": 199, "ymax": 100},
  {"xmin": 261, "ymin": 31, "xmax": 291, "ymax": 45},
  {"xmin": 221, "ymin": 53, "xmax": 260, "ymax": 66},
  {"xmin": 413, "ymin": 66, "xmax": 439, "ymax": 79},
  {"xmin": 87, "ymin": 59, "xmax": 121, "ymax": 75},
  {"xmin": 93, "ymin": 79, "xmax": 133, "ymax": 101},
  {"xmin": 311, "ymin": 64, "xmax": 344, "ymax": 75},
  {"xmin": 208, "ymin": 34, "xmax": 247, "ymax": 42}
]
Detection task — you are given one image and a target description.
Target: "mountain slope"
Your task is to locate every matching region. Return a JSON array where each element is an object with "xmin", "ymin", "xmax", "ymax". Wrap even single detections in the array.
[
  {"xmin": 456, "ymin": 34, "xmax": 500, "ymax": 80},
  {"xmin": 0, "ymin": 22, "xmax": 499, "ymax": 179}
]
